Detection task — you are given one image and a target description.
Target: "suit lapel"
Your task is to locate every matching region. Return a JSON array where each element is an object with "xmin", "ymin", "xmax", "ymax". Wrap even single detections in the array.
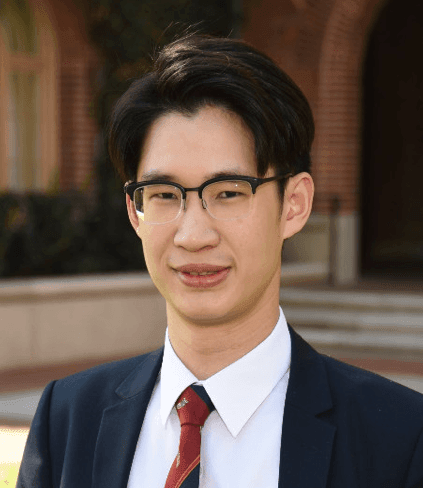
[
  {"xmin": 90, "ymin": 327, "xmax": 335, "ymax": 487},
  {"xmin": 279, "ymin": 327, "xmax": 336, "ymax": 488},
  {"xmin": 91, "ymin": 347, "xmax": 163, "ymax": 488}
]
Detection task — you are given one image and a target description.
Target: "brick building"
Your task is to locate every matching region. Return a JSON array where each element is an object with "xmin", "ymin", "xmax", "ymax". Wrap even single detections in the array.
[
  {"xmin": 1, "ymin": 0, "xmax": 423, "ymax": 396},
  {"xmin": 0, "ymin": 0, "xmax": 98, "ymax": 194},
  {"xmin": 2, "ymin": 0, "xmax": 422, "ymax": 285},
  {"xmin": 244, "ymin": 0, "xmax": 423, "ymax": 284}
]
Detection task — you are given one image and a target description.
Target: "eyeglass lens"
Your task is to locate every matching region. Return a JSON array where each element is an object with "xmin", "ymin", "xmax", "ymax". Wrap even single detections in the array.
[{"xmin": 134, "ymin": 180, "xmax": 253, "ymax": 224}]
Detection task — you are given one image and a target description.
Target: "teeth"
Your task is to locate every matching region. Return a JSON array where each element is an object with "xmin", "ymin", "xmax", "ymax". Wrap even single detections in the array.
[{"xmin": 187, "ymin": 271, "xmax": 217, "ymax": 276}]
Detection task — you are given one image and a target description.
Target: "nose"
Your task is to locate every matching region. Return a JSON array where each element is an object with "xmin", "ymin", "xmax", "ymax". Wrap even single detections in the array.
[{"xmin": 173, "ymin": 193, "xmax": 220, "ymax": 251}]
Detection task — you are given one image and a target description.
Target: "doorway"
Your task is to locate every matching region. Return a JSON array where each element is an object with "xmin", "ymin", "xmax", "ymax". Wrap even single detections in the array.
[{"xmin": 361, "ymin": 0, "xmax": 423, "ymax": 278}]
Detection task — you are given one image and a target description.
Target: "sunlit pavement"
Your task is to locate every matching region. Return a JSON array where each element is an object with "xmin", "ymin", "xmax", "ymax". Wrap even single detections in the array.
[
  {"xmin": 0, "ymin": 426, "xmax": 29, "ymax": 486},
  {"xmin": 0, "ymin": 389, "xmax": 42, "ymax": 485}
]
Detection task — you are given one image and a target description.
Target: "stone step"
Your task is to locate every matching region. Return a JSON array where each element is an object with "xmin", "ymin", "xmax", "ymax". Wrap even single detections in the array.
[
  {"xmin": 282, "ymin": 307, "xmax": 423, "ymax": 332},
  {"xmin": 280, "ymin": 287, "xmax": 423, "ymax": 313},
  {"xmin": 297, "ymin": 327, "xmax": 423, "ymax": 354},
  {"xmin": 280, "ymin": 286, "xmax": 423, "ymax": 361}
]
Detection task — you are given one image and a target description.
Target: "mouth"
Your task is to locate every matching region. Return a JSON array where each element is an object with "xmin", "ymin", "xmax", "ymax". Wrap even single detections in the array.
[{"xmin": 173, "ymin": 264, "xmax": 231, "ymax": 288}]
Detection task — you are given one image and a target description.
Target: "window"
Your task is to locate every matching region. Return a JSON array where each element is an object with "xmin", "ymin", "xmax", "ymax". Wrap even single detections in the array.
[{"xmin": 0, "ymin": 0, "xmax": 58, "ymax": 192}]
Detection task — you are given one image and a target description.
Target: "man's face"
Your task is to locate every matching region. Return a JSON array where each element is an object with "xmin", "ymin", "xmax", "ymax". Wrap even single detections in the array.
[{"xmin": 128, "ymin": 106, "xmax": 290, "ymax": 326}]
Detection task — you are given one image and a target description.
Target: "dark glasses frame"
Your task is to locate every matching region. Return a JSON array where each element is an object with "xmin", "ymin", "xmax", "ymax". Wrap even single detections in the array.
[{"xmin": 124, "ymin": 173, "xmax": 293, "ymax": 201}]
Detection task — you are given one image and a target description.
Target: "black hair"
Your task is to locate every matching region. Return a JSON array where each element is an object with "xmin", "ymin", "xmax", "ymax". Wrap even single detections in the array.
[{"xmin": 108, "ymin": 34, "xmax": 314, "ymax": 199}]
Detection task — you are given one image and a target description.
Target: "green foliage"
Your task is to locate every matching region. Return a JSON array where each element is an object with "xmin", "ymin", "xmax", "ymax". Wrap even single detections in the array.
[
  {"xmin": 0, "ymin": 462, "xmax": 20, "ymax": 486},
  {"xmin": 89, "ymin": 0, "xmax": 235, "ymax": 64},
  {"xmin": 0, "ymin": 192, "xmax": 146, "ymax": 278},
  {"xmin": 89, "ymin": 0, "xmax": 237, "ymax": 126}
]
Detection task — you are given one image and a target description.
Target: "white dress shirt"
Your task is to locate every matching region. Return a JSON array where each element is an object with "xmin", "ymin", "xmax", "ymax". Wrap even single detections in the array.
[{"xmin": 127, "ymin": 307, "xmax": 291, "ymax": 487}]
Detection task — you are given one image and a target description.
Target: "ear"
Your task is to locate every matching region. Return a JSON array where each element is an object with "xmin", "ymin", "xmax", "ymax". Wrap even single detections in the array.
[
  {"xmin": 281, "ymin": 172, "xmax": 314, "ymax": 239},
  {"xmin": 126, "ymin": 194, "xmax": 141, "ymax": 236}
]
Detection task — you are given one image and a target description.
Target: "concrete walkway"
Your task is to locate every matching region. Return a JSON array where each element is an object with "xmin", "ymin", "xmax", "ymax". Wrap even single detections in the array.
[{"xmin": 0, "ymin": 389, "xmax": 43, "ymax": 424}]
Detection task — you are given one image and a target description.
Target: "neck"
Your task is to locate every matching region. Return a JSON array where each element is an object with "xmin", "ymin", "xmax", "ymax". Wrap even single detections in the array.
[{"xmin": 166, "ymin": 299, "xmax": 280, "ymax": 380}]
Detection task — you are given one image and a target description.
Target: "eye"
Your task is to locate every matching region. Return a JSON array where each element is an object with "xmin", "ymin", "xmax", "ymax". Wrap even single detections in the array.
[
  {"xmin": 217, "ymin": 191, "xmax": 242, "ymax": 199},
  {"xmin": 204, "ymin": 180, "xmax": 252, "ymax": 203},
  {"xmin": 143, "ymin": 184, "xmax": 180, "ymax": 202},
  {"xmin": 153, "ymin": 192, "xmax": 177, "ymax": 200}
]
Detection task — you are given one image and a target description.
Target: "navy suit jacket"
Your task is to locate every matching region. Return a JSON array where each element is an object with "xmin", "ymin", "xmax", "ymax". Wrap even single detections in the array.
[{"xmin": 18, "ymin": 327, "xmax": 423, "ymax": 487}]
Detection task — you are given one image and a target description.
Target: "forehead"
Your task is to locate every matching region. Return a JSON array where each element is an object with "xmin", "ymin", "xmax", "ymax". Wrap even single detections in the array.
[{"xmin": 137, "ymin": 106, "xmax": 257, "ymax": 181}]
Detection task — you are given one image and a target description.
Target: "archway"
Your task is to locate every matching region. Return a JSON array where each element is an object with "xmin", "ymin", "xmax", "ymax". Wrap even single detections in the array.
[{"xmin": 361, "ymin": 0, "xmax": 423, "ymax": 278}]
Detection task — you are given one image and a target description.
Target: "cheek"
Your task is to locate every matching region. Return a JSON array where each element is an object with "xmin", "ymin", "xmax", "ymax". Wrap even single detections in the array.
[
  {"xmin": 248, "ymin": 237, "xmax": 282, "ymax": 265},
  {"xmin": 236, "ymin": 214, "xmax": 282, "ymax": 254},
  {"xmin": 137, "ymin": 228, "xmax": 164, "ymax": 268},
  {"xmin": 140, "ymin": 226, "xmax": 179, "ymax": 272}
]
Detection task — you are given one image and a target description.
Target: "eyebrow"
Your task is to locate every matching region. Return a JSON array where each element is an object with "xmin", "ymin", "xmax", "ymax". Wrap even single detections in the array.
[{"xmin": 139, "ymin": 169, "xmax": 249, "ymax": 182}]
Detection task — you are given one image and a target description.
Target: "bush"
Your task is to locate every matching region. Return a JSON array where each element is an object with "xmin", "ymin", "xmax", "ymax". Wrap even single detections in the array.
[{"xmin": 0, "ymin": 191, "xmax": 147, "ymax": 278}]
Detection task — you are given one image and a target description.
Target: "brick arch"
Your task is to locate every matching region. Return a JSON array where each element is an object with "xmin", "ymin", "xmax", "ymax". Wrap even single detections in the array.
[{"xmin": 313, "ymin": 0, "xmax": 390, "ymax": 215}]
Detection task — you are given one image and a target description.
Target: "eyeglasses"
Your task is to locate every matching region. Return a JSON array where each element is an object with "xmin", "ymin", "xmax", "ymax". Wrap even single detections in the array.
[{"xmin": 124, "ymin": 173, "xmax": 292, "ymax": 225}]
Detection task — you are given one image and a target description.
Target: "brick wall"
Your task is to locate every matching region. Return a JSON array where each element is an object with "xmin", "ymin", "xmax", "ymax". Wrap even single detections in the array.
[
  {"xmin": 243, "ymin": 0, "xmax": 391, "ymax": 215},
  {"xmin": 46, "ymin": 0, "xmax": 99, "ymax": 191},
  {"xmin": 49, "ymin": 0, "xmax": 396, "ymax": 206},
  {"xmin": 60, "ymin": 57, "xmax": 98, "ymax": 191}
]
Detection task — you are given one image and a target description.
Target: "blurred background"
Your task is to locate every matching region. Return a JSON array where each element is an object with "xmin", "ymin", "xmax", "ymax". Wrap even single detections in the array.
[{"xmin": 1, "ymin": 0, "xmax": 423, "ymax": 483}]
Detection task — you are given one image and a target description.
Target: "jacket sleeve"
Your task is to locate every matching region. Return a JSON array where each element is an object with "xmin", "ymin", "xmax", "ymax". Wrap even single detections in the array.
[
  {"xmin": 16, "ymin": 381, "xmax": 56, "ymax": 488},
  {"xmin": 405, "ymin": 424, "xmax": 423, "ymax": 488}
]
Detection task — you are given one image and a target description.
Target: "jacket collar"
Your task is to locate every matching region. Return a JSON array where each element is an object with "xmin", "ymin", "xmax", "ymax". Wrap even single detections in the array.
[
  {"xmin": 92, "ymin": 347, "xmax": 163, "ymax": 488},
  {"xmin": 279, "ymin": 326, "xmax": 336, "ymax": 488},
  {"xmin": 115, "ymin": 347, "xmax": 164, "ymax": 399}
]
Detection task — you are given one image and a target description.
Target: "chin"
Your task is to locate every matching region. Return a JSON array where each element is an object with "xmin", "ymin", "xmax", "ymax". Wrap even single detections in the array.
[
  {"xmin": 170, "ymin": 296, "xmax": 247, "ymax": 327},
  {"xmin": 180, "ymin": 304, "xmax": 228, "ymax": 325}
]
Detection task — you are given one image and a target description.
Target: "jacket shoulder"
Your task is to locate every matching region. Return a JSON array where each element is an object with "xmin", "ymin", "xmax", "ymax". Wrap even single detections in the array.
[
  {"xmin": 50, "ymin": 347, "xmax": 163, "ymax": 412},
  {"xmin": 321, "ymin": 353, "xmax": 423, "ymax": 420}
]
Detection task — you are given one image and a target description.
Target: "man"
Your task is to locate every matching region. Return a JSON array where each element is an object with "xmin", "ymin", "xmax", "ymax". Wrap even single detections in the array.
[{"xmin": 18, "ymin": 35, "xmax": 423, "ymax": 488}]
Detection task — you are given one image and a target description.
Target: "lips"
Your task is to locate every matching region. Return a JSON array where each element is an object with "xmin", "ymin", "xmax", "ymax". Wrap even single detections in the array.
[{"xmin": 174, "ymin": 264, "xmax": 231, "ymax": 288}]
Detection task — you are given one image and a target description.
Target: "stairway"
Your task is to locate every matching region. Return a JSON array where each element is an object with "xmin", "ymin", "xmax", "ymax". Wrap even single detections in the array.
[{"xmin": 280, "ymin": 285, "xmax": 423, "ymax": 362}]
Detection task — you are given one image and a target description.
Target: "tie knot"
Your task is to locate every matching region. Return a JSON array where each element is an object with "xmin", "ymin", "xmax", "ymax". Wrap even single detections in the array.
[{"xmin": 175, "ymin": 385, "xmax": 215, "ymax": 427}]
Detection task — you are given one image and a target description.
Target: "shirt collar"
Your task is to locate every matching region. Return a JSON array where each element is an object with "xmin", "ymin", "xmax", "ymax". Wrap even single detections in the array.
[{"xmin": 160, "ymin": 307, "xmax": 291, "ymax": 437}]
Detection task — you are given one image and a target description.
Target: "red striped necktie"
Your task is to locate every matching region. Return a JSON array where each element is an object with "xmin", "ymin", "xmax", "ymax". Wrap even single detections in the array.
[{"xmin": 165, "ymin": 385, "xmax": 215, "ymax": 488}]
